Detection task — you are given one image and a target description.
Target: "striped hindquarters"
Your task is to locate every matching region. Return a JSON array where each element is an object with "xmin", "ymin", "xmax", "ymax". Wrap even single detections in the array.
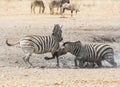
[
  {"xmin": 20, "ymin": 35, "xmax": 59, "ymax": 54},
  {"xmin": 84, "ymin": 44, "xmax": 114, "ymax": 61}
]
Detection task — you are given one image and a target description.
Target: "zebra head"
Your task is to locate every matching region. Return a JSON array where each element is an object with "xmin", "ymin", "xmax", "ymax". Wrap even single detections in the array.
[
  {"xmin": 52, "ymin": 24, "xmax": 63, "ymax": 42},
  {"xmin": 62, "ymin": 41, "xmax": 82, "ymax": 52}
]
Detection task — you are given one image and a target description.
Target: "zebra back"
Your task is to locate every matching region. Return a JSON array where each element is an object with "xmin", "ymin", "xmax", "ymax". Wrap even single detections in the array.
[{"xmin": 49, "ymin": 0, "xmax": 61, "ymax": 7}]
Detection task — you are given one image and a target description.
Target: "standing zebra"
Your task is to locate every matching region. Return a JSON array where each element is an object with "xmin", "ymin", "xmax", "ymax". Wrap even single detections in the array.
[
  {"xmin": 6, "ymin": 24, "xmax": 63, "ymax": 68},
  {"xmin": 49, "ymin": 0, "xmax": 70, "ymax": 15},
  {"xmin": 31, "ymin": 0, "xmax": 45, "ymax": 14},
  {"xmin": 61, "ymin": 3, "xmax": 80, "ymax": 17},
  {"xmin": 62, "ymin": 41, "xmax": 117, "ymax": 68}
]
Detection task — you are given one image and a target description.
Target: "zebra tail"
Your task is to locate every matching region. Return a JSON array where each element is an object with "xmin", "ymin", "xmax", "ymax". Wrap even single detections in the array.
[{"xmin": 6, "ymin": 39, "xmax": 20, "ymax": 46}]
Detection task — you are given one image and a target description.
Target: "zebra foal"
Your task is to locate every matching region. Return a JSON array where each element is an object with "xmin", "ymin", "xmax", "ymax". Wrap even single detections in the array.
[
  {"xmin": 31, "ymin": 0, "xmax": 45, "ymax": 14},
  {"xmin": 6, "ymin": 24, "xmax": 63, "ymax": 68},
  {"xmin": 62, "ymin": 41, "xmax": 117, "ymax": 68}
]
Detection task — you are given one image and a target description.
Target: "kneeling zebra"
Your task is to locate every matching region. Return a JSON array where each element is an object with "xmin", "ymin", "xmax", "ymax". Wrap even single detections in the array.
[
  {"xmin": 6, "ymin": 24, "xmax": 63, "ymax": 68},
  {"xmin": 62, "ymin": 41, "xmax": 117, "ymax": 68}
]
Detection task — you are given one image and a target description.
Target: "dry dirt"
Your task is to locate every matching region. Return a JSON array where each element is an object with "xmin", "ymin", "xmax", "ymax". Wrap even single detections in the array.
[{"xmin": 0, "ymin": 0, "xmax": 120, "ymax": 87}]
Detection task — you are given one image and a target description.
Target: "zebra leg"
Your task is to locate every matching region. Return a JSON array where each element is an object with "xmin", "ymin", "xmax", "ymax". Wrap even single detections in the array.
[
  {"xmin": 31, "ymin": 7, "xmax": 33, "ymax": 13},
  {"xmin": 51, "ymin": 8, "xmax": 54, "ymax": 14},
  {"xmin": 63, "ymin": 8, "xmax": 65, "ymax": 13},
  {"xmin": 44, "ymin": 48, "xmax": 58, "ymax": 60},
  {"xmin": 33, "ymin": 7, "xmax": 35, "ymax": 14},
  {"xmin": 109, "ymin": 61, "xmax": 117, "ymax": 67},
  {"xmin": 50, "ymin": 8, "xmax": 52, "ymax": 14},
  {"xmin": 52, "ymin": 8, "xmax": 54, "ymax": 14},
  {"xmin": 31, "ymin": 4, "xmax": 33, "ymax": 13},
  {"xmin": 44, "ymin": 52, "xmax": 60, "ymax": 67},
  {"xmin": 106, "ymin": 58, "xmax": 117, "ymax": 67},
  {"xmin": 88, "ymin": 62, "xmax": 96, "ymax": 68},
  {"xmin": 79, "ymin": 60, "xmax": 84, "ymax": 68},
  {"xmin": 104, "ymin": 54, "xmax": 117, "ymax": 67},
  {"xmin": 42, "ymin": 7, "xmax": 44, "ymax": 13},
  {"xmin": 23, "ymin": 56, "xmax": 27, "ymax": 64},
  {"xmin": 24, "ymin": 53, "xmax": 33, "ymax": 68},
  {"xmin": 60, "ymin": 7, "xmax": 62, "ymax": 15},
  {"xmin": 74, "ymin": 58, "xmax": 78, "ymax": 67},
  {"xmin": 56, "ymin": 56, "xmax": 59, "ymax": 67},
  {"xmin": 57, "ymin": 7, "xmax": 59, "ymax": 14},
  {"xmin": 86, "ymin": 62, "xmax": 96, "ymax": 68},
  {"xmin": 76, "ymin": 10, "xmax": 77, "ymax": 15},
  {"xmin": 93, "ymin": 62, "xmax": 96, "ymax": 67},
  {"xmin": 74, "ymin": 58, "xmax": 83, "ymax": 68},
  {"xmin": 39, "ymin": 7, "xmax": 41, "ymax": 13},
  {"xmin": 96, "ymin": 61, "xmax": 102, "ymax": 67},
  {"xmin": 63, "ymin": 8, "xmax": 65, "ymax": 16},
  {"xmin": 22, "ymin": 47, "xmax": 34, "ymax": 68},
  {"xmin": 71, "ymin": 10, "xmax": 73, "ymax": 17},
  {"xmin": 51, "ymin": 52, "xmax": 60, "ymax": 67},
  {"xmin": 26, "ymin": 54, "xmax": 33, "ymax": 68}
]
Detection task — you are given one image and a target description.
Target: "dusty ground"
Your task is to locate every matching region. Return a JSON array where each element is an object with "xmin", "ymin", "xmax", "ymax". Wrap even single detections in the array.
[{"xmin": 0, "ymin": 0, "xmax": 120, "ymax": 86}]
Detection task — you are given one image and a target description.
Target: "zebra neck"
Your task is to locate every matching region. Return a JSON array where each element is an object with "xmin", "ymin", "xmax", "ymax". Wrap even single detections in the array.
[
  {"xmin": 52, "ymin": 35, "xmax": 61, "ymax": 42},
  {"xmin": 72, "ymin": 45, "xmax": 82, "ymax": 56}
]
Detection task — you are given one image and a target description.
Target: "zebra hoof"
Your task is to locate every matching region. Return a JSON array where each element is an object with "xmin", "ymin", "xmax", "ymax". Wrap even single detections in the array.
[{"xmin": 56, "ymin": 64, "xmax": 60, "ymax": 68}]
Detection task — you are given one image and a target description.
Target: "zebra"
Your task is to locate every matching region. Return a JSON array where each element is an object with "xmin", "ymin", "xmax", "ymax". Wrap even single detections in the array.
[
  {"xmin": 6, "ymin": 24, "xmax": 63, "ymax": 68},
  {"xmin": 61, "ymin": 3, "xmax": 80, "ymax": 17},
  {"xmin": 49, "ymin": 0, "xmax": 70, "ymax": 15},
  {"xmin": 62, "ymin": 41, "xmax": 117, "ymax": 68},
  {"xmin": 31, "ymin": 0, "xmax": 45, "ymax": 14}
]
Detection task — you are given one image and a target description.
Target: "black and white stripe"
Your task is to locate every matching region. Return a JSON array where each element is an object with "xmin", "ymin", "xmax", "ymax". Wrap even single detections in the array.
[
  {"xmin": 62, "ymin": 41, "xmax": 117, "ymax": 68},
  {"xmin": 6, "ymin": 24, "xmax": 63, "ymax": 68}
]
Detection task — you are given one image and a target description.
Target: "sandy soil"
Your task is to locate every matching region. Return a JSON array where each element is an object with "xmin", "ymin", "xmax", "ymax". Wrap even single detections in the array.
[{"xmin": 0, "ymin": 0, "xmax": 120, "ymax": 86}]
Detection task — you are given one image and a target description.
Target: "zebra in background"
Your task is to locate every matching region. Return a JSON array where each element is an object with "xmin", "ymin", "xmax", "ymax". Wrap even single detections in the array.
[
  {"xmin": 62, "ymin": 41, "xmax": 117, "ymax": 68},
  {"xmin": 6, "ymin": 24, "xmax": 63, "ymax": 68},
  {"xmin": 31, "ymin": 0, "xmax": 45, "ymax": 14},
  {"xmin": 61, "ymin": 3, "xmax": 80, "ymax": 17},
  {"xmin": 49, "ymin": 0, "xmax": 70, "ymax": 15}
]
